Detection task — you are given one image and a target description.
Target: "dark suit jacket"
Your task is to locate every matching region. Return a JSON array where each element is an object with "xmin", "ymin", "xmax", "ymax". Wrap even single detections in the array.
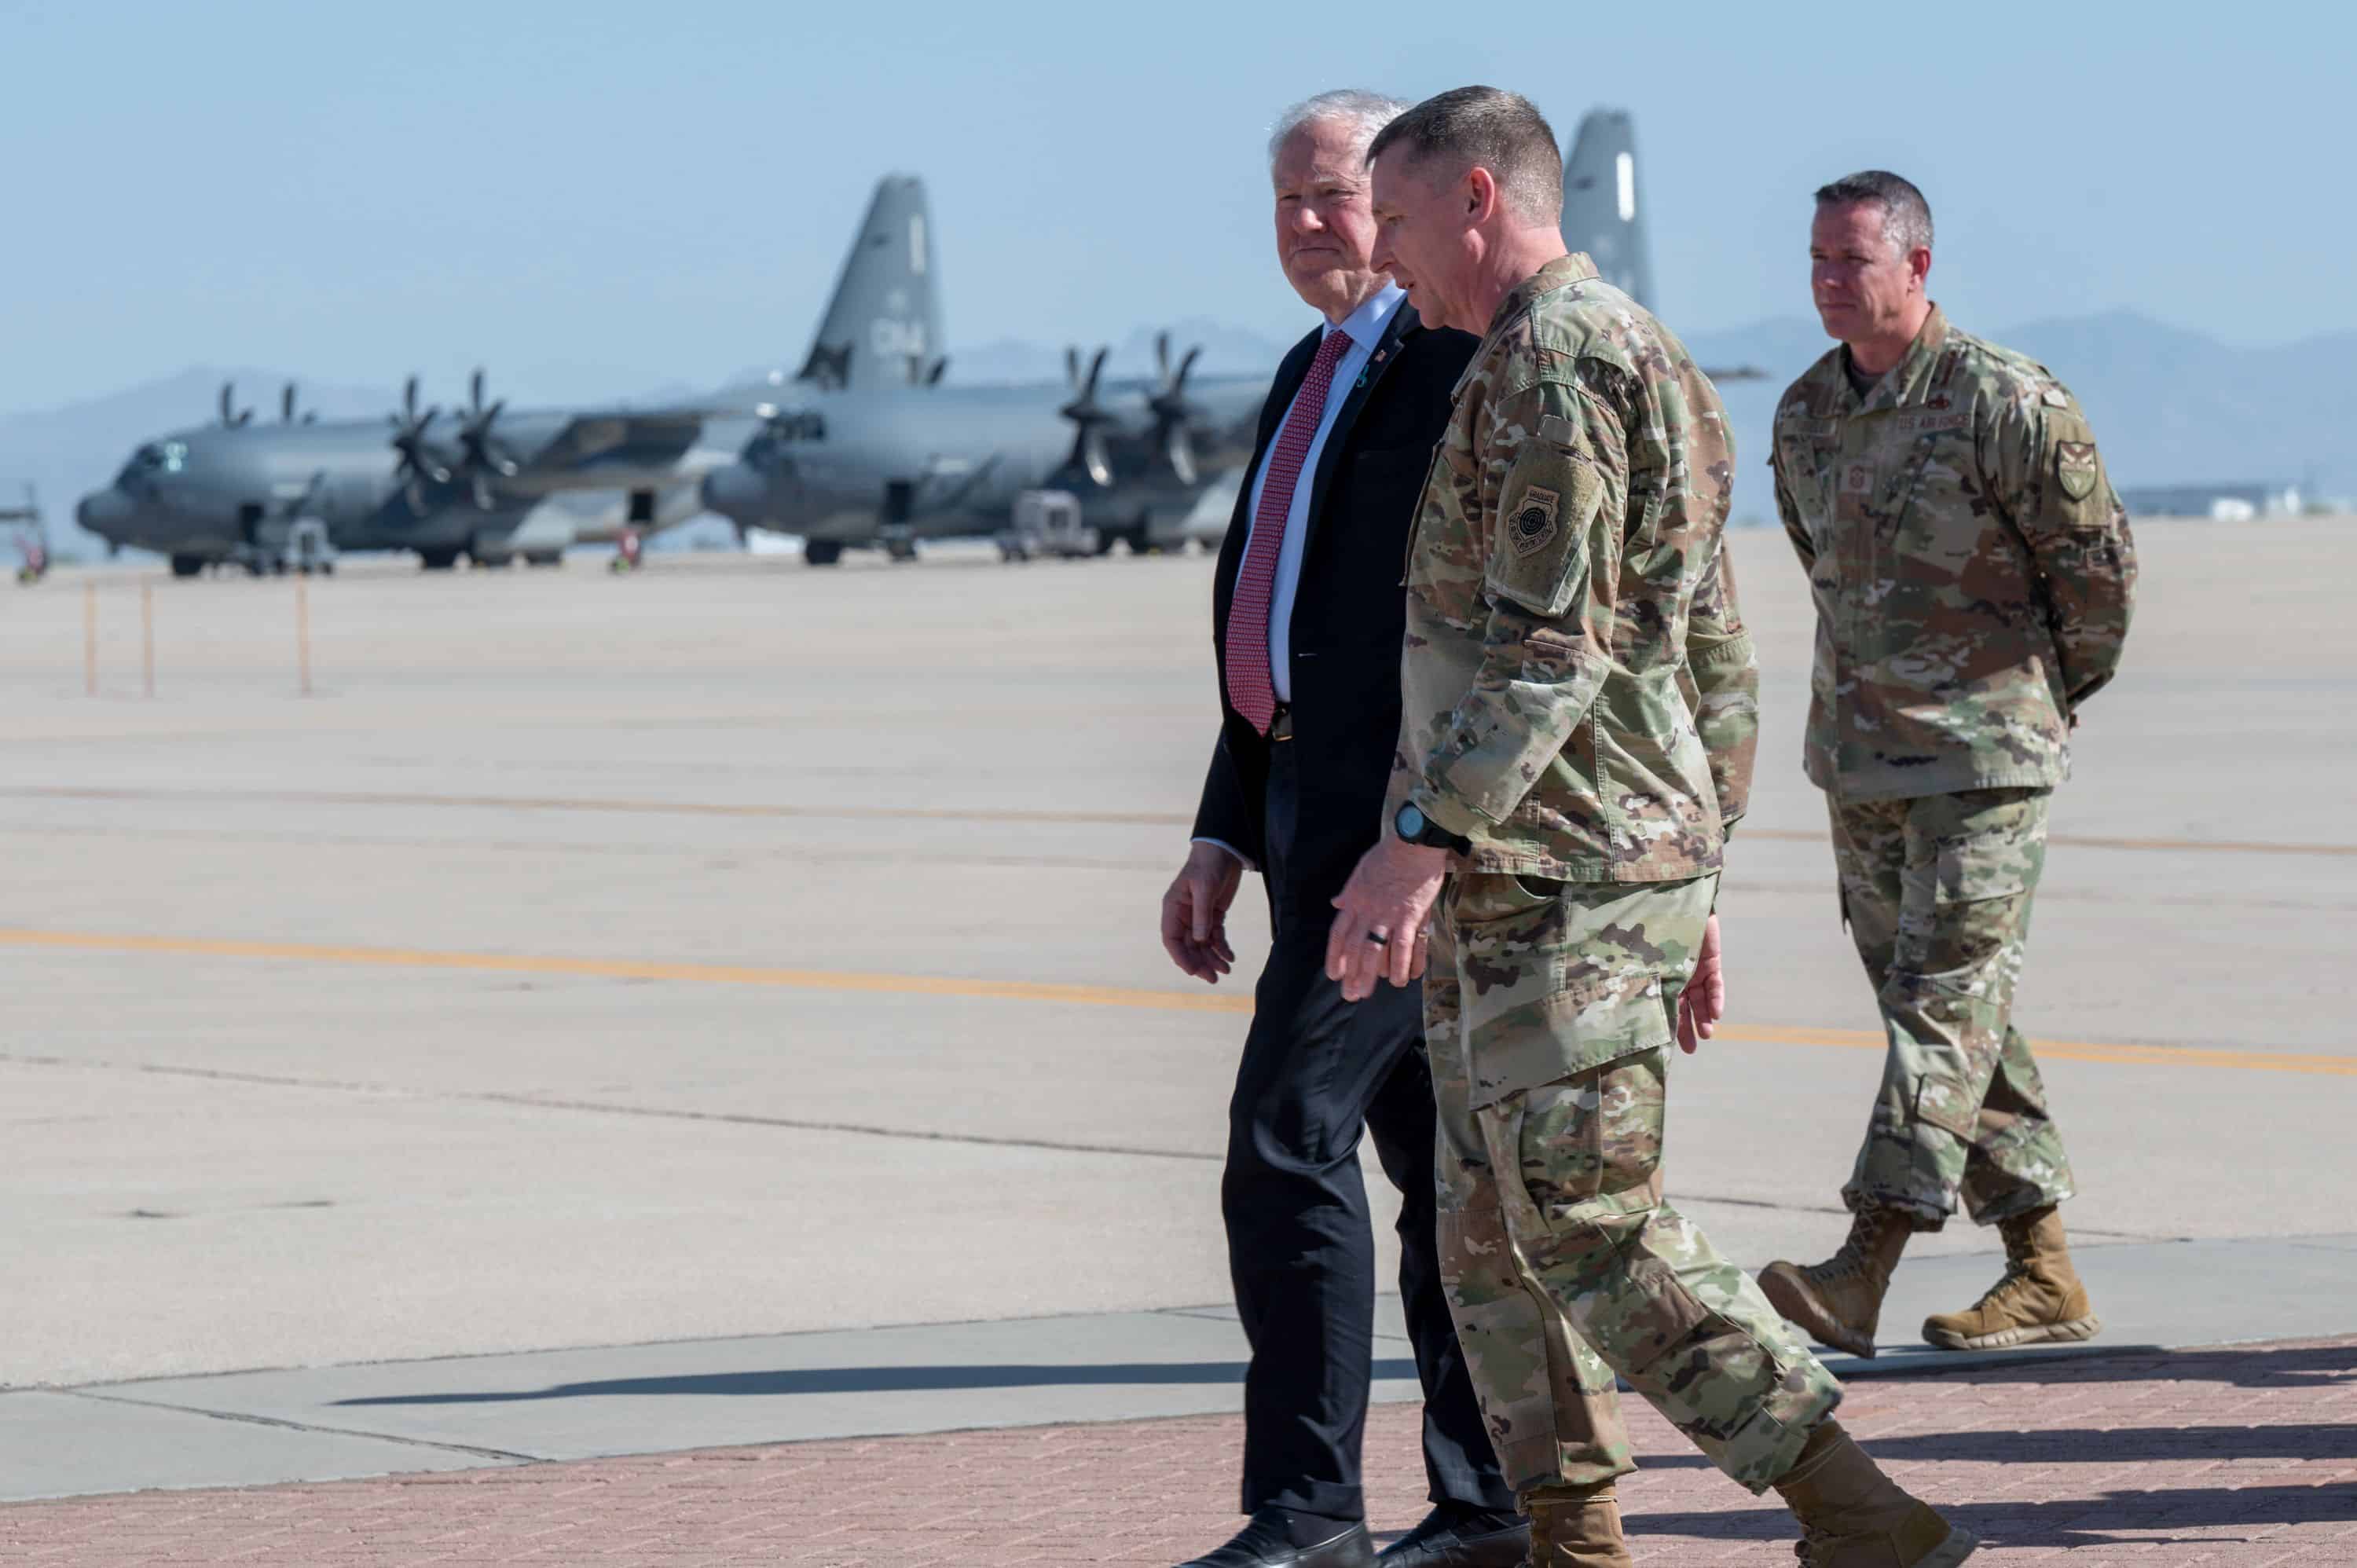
[{"xmin": 1192, "ymin": 302, "xmax": 1478, "ymax": 913}]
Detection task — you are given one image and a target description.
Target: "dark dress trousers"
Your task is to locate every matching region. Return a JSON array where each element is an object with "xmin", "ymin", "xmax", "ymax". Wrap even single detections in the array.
[{"xmin": 1193, "ymin": 305, "xmax": 1509, "ymax": 1522}]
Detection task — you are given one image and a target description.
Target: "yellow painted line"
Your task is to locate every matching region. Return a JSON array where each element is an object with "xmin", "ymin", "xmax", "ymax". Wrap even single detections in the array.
[
  {"xmin": 1741, "ymin": 826, "xmax": 2352, "ymax": 859},
  {"xmin": 4, "ymin": 926, "xmax": 2354, "ymax": 1079},
  {"xmin": 5, "ymin": 787, "xmax": 2350, "ymax": 855},
  {"xmin": 0, "ymin": 786, "xmax": 1190, "ymax": 830},
  {"xmin": 0, "ymin": 927, "xmax": 1250, "ymax": 1016},
  {"xmin": 1707, "ymin": 1022, "xmax": 2353, "ymax": 1078}
]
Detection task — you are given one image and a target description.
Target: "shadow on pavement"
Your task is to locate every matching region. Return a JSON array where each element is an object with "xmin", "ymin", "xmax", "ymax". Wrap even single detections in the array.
[
  {"xmin": 1871, "ymin": 1421, "xmax": 2357, "ymax": 1464},
  {"xmin": 1629, "ymin": 1482, "xmax": 2357, "ymax": 1549},
  {"xmin": 334, "ymin": 1358, "xmax": 1421, "ymax": 1406}
]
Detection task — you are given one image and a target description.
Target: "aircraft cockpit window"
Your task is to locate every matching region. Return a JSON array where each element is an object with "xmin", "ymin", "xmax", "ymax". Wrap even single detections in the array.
[{"xmin": 123, "ymin": 442, "xmax": 186, "ymax": 482}]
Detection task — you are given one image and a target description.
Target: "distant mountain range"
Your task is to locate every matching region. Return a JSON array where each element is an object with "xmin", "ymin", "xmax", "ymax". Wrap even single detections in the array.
[
  {"xmin": 5, "ymin": 310, "xmax": 2346, "ymax": 557},
  {"xmin": 1690, "ymin": 310, "xmax": 2355, "ymax": 526}
]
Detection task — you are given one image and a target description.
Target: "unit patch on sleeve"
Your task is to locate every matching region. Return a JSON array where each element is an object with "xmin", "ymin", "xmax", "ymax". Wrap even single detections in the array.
[{"xmin": 1512, "ymin": 485, "xmax": 1561, "ymax": 557}]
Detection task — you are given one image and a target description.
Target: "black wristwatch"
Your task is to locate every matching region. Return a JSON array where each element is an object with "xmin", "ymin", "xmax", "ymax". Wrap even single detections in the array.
[{"xmin": 1394, "ymin": 800, "xmax": 1472, "ymax": 854}]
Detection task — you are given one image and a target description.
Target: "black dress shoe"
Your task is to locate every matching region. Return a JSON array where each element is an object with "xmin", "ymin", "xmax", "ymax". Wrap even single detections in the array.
[
  {"xmin": 1374, "ymin": 1506, "xmax": 1530, "ymax": 1568},
  {"xmin": 1177, "ymin": 1510, "xmax": 1376, "ymax": 1568}
]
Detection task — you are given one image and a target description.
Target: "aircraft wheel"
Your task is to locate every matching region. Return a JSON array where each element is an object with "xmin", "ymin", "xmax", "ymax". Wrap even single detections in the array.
[
  {"xmin": 804, "ymin": 540, "xmax": 843, "ymax": 566},
  {"xmin": 419, "ymin": 548, "xmax": 461, "ymax": 571},
  {"xmin": 169, "ymin": 555, "xmax": 206, "ymax": 579}
]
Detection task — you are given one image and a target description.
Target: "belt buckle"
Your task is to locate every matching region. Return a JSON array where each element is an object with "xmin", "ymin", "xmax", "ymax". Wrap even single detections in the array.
[{"xmin": 1268, "ymin": 706, "xmax": 1294, "ymax": 742}]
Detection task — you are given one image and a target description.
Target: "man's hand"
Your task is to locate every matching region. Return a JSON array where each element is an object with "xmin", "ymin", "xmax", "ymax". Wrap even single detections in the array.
[
  {"xmin": 1676, "ymin": 914, "xmax": 1725, "ymax": 1053},
  {"xmin": 1325, "ymin": 836, "xmax": 1453, "ymax": 1002},
  {"xmin": 1160, "ymin": 842, "xmax": 1244, "ymax": 984}
]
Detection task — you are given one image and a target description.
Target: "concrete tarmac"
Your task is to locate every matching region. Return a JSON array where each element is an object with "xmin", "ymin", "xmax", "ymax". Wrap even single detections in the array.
[{"xmin": 2, "ymin": 519, "xmax": 2352, "ymax": 1491}]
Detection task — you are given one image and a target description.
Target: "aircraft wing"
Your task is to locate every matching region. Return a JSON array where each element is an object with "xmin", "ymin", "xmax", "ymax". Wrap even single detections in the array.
[{"xmin": 524, "ymin": 411, "xmax": 707, "ymax": 479}]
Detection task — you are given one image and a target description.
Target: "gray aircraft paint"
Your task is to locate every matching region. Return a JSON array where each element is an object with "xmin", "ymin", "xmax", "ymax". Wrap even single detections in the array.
[
  {"xmin": 72, "ymin": 177, "xmax": 948, "ymax": 573},
  {"xmin": 794, "ymin": 177, "xmax": 944, "ymax": 392},
  {"xmin": 1560, "ymin": 109, "xmax": 1655, "ymax": 311}
]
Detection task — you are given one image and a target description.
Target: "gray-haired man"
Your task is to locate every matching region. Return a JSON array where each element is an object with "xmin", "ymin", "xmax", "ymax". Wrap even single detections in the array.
[{"xmin": 1158, "ymin": 90, "xmax": 1521, "ymax": 1568}]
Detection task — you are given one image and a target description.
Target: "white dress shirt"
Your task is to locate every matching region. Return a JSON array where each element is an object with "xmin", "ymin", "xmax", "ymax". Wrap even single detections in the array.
[{"xmin": 1237, "ymin": 282, "xmax": 1406, "ymax": 704}]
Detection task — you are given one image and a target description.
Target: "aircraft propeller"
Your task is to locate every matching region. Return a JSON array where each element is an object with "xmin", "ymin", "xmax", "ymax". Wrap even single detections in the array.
[
  {"xmin": 1057, "ymin": 346, "xmax": 1115, "ymax": 488},
  {"xmin": 387, "ymin": 376, "xmax": 451, "ymax": 510},
  {"xmin": 1146, "ymin": 332, "xmax": 1208, "ymax": 486},
  {"xmin": 454, "ymin": 368, "xmax": 522, "ymax": 510},
  {"xmin": 280, "ymin": 383, "xmax": 317, "ymax": 425},
  {"xmin": 218, "ymin": 382, "xmax": 253, "ymax": 428}
]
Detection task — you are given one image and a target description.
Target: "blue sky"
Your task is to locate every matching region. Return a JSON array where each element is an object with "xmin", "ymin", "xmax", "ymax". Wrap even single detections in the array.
[{"xmin": 0, "ymin": 0, "xmax": 2341, "ymax": 412}]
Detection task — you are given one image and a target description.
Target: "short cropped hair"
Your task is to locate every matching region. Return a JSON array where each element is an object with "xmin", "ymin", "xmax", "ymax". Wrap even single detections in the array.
[
  {"xmin": 1814, "ymin": 170, "xmax": 1934, "ymax": 256},
  {"xmin": 1365, "ymin": 86, "xmax": 1563, "ymax": 225},
  {"xmin": 1267, "ymin": 90, "xmax": 1409, "ymax": 175}
]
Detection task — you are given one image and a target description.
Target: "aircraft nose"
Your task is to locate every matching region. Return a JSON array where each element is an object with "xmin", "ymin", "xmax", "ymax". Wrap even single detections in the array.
[
  {"xmin": 77, "ymin": 489, "xmax": 132, "ymax": 536},
  {"xmin": 700, "ymin": 464, "xmax": 764, "ymax": 518}
]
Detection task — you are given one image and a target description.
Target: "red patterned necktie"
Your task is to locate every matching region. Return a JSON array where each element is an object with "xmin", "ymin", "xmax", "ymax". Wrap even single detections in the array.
[{"xmin": 1225, "ymin": 328, "xmax": 1353, "ymax": 733}]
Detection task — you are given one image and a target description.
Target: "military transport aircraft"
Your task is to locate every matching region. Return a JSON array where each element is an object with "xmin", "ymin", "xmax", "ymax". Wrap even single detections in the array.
[
  {"xmin": 1563, "ymin": 108, "xmax": 1763, "ymax": 383},
  {"xmin": 73, "ymin": 178, "xmax": 948, "ymax": 576},
  {"xmin": 698, "ymin": 335, "xmax": 1270, "ymax": 563},
  {"xmin": 696, "ymin": 107, "xmax": 1746, "ymax": 566}
]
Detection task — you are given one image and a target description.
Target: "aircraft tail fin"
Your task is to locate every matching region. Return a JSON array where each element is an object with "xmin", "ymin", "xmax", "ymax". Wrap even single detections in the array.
[
  {"xmin": 1560, "ymin": 109, "xmax": 1655, "ymax": 312},
  {"xmin": 797, "ymin": 174, "xmax": 944, "ymax": 391}
]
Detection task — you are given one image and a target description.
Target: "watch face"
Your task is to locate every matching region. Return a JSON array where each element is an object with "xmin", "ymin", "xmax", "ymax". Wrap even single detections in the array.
[{"xmin": 1397, "ymin": 804, "xmax": 1427, "ymax": 839}]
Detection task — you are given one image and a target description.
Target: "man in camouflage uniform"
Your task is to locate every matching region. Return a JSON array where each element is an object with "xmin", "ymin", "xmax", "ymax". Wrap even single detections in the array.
[
  {"xmin": 1757, "ymin": 171, "xmax": 2136, "ymax": 1366},
  {"xmin": 1330, "ymin": 90, "xmax": 1977, "ymax": 1568}
]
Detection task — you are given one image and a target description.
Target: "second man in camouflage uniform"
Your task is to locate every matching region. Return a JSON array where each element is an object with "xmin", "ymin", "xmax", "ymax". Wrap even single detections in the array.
[
  {"xmin": 1329, "ymin": 90, "xmax": 1978, "ymax": 1568},
  {"xmin": 1757, "ymin": 171, "xmax": 2137, "ymax": 1362}
]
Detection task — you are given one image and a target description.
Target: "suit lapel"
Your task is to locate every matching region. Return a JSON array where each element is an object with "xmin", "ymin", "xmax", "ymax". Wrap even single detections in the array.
[{"xmin": 1299, "ymin": 304, "xmax": 1420, "ymax": 562}]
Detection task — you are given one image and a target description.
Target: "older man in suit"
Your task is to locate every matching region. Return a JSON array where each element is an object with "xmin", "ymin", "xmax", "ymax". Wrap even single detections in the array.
[{"xmin": 1156, "ymin": 90, "xmax": 1523, "ymax": 1568}]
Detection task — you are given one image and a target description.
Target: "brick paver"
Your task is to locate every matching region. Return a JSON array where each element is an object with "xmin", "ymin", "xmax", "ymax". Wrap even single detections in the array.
[{"xmin": 5, "ymin": 1337, "xmax": 2352, "ymax": 1564}]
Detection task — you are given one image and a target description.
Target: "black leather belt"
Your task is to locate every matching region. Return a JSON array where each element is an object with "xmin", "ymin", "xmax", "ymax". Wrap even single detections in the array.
[{"xmin": 1268, "ymin": 705, "xmax": 1294, "ymax": 742}]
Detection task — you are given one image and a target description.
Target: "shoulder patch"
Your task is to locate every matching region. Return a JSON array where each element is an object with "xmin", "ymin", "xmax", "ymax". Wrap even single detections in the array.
[
  {"xmin": 2055, "ymin": 440, "xmax": 2099, "ymax": 500},
  {"xmin": 2042, "ymin": 387, "xmax": 2069, "ymax": 408},
  {"xmin": 1511, "ymin": 486, "xmax": 1560, "ymax": 556}
]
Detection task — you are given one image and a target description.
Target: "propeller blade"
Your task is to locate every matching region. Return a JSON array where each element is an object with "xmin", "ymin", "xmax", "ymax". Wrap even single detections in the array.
[
  {"xmin": 1155, "ymin": 332, "xmax": 1171, "ymax": 383},
  {"xmin": 1175, "ymin": 345, "xmax": 1201, "ymax": 391},
  {"xmin": 1064, "ymin": 346, "xmax": 1080, "ymax": 388},
  {"xmin": 219, "ymin": 381, "xmax": 233, "ymax": 424},
  {"xmin": 281, "ymin": 383, "xmax": 297, "ymax": 423}
]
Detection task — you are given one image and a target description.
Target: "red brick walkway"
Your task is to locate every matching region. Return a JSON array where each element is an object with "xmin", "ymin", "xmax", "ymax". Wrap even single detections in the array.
[{"xmin": 5, "ymin": 1338, "xmax": 2352, "ymax": 1564}]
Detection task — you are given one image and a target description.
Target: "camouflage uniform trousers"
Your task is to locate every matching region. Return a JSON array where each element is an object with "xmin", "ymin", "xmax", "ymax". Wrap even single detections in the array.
[
  {"xmin": 1830, "ymin": 786, "xmax": 2076, "ymax": 1229},
  {"xmin": 1425, "ymin": 870, "xmax": 1841, "ymax": 1497}
]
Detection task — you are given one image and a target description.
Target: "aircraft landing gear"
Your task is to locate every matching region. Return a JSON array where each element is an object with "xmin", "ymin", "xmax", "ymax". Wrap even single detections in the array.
[
  {"xmin": 418, "ymin": 548, "xmax": 461, "ymax": 571},
  {"xmin": 803, "ymin": 540, "xmax": 843, "ymax": 566},
  {"xmin": 169, "ymin": 554, "xmax": 206, "ymax": 579}
]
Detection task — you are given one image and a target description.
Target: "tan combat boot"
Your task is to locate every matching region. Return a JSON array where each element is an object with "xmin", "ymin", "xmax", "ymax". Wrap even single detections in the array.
[
  {"xmin": 1758, "ymin": 1208, "xmax": 1912, "ymax": 1359},
  {"xmin": 1772, "ymin": 1420, "xmax": 1977, "ymax": 1566},
  {"xmin": 1523, "ymin": 1482, "xmax": 1633, "ymax": 1568},
  {"xmin": 1922, "ymin": 1204, "xmax": 2102, "ymax": 1351}
]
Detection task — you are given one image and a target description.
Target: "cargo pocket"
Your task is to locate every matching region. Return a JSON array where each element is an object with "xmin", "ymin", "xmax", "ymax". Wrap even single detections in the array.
[{"xmin": 1911, "ymin": 1066, "xmax": 1981, "ymax": 1142}]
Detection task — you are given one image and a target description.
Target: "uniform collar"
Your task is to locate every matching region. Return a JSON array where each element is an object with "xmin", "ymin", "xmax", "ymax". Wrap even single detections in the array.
[
  {"xmin": 1842, "ymin": 302, "xmax": 1952, "ymax": 414},
  {"xmin": 1483, "ymin": 251, "xmax": 1601, "ymax": 341}
]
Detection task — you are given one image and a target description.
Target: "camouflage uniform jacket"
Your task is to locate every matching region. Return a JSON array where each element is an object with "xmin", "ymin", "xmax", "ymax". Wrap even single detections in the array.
[
  {"xmin": 1770, "ymin": 306, "xmax": 2138, "ymax": 802},
  {"xmin": 1394, "ymin": 253, "xmax": 1760, "ymax": 883}
]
